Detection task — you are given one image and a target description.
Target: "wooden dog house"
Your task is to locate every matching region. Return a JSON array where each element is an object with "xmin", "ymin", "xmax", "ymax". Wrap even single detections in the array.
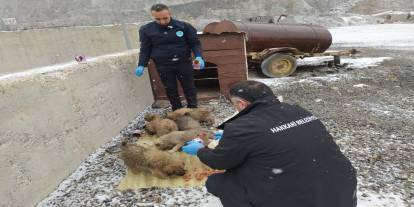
[{"xmin": 148, "ymin": 33, "xmax": 248, "ymax": 106}]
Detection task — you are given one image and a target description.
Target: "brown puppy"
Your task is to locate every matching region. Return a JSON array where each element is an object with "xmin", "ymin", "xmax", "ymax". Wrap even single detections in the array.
[
  {"xmin": 167, "ymin": 108, "xmax": 215, "ymax": 126},
  {"xmin": 144, "ymin": 113, "xmax": 178, "ymax": 137},
  {"xmin": 176, "ymin": 115, "xmax": 201, "ymax": 131},
  {"xmin": 120, "ymin": 142, "xmax": 186, "ymax": 178},
  {"xmin": 154, "ymin": 129, "xmax": 214, "ymax": 152}
]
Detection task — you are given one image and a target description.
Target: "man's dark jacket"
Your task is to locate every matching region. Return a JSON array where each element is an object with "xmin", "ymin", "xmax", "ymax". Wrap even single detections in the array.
[
  {"xmin": 138, "ymin": 18, "xmax": 201, "ymax": 66},
  {"xmin": 198, "ymin": 96, "xmax": 357, "ymax": 207}
]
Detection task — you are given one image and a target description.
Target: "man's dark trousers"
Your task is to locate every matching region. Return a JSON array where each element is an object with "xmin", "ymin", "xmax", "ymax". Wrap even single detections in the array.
[
  {"xmin": 206, "ymin": 173, "xmax": 356, "ymax": 207},
  {"xmin": 206, "ymin": 173, "xmax": 253, "ymax": 207},
  {"xmin": 156, "ymin": 61, "xmax": 197, "ymax": 110}
]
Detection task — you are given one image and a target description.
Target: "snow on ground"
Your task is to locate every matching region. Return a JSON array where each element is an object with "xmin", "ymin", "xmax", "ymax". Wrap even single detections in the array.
[
  {"xmin": 37, "ymin": 24, "xmax": 414, "ymax": 206},
  {"xmin": 296, "ymin": 56, "xmax": 392, "ymax": 68},
  {"xmin": 357, "ymin": 191, "xmax": 408, "ymax": 207},
  {"xmin": 170, "ymin": 184, "xmax": 410, "ymax": 207},
  {"xmin": 330, "ymin": 24, "xmax": 414, "ymax": 50},
  {"xmin": 253, "ymin": 56, "xmax": 392, "ymax": 88}
]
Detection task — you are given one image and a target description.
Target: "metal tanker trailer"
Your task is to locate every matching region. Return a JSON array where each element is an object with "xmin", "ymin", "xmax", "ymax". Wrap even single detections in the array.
[{"xmin": 203, "ymin": 20, "xmax": 352, "ymax": 78}]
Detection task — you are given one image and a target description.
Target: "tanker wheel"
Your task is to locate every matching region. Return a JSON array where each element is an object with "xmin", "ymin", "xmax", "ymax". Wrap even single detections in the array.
[{"xmin": 260, "ymin": 54, "xmax": 297, "ymax": 78}]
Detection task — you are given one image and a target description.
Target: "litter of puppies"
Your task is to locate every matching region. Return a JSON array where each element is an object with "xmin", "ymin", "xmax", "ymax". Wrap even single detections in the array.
[{"xmin": 119, "ymin": 107, "xmax": 219, "ymax": 181}]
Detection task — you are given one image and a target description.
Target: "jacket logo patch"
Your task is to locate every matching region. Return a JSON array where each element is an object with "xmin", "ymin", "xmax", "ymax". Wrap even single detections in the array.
[
  {"xmin": 270, "ymin": 115, "xmax": 318, "ymax": 133},
  {"xmin": 176, "ymin": 31, "xmax": 184, "ymax": 37}
]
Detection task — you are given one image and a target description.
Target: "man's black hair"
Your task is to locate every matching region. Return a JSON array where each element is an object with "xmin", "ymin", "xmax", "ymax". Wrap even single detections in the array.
[
  {"xmin": 151, "ymin": 3, "xmax": 169, "ymax": 12},
  {"xmin": 229, "ymin": 80, "xmax": 274, "ymax": 103}
]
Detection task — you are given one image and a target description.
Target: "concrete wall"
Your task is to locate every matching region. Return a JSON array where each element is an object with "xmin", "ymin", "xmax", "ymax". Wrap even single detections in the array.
[
  {"xmin": 0, "ymin": 24, "xmax": 140, "ymax": 75},
  {"xmin": 0, "ymin": 50, "xmax": 153, "ymax": 207}
]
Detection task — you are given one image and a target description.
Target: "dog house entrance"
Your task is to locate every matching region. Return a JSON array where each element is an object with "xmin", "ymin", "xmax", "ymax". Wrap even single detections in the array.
[
  {"xmin": 147, "ymin": 61, "xmax": 221, "ymax": 107},
  {"xmin": 194, "ymin": 62, "xmax": 220, "ymax": 99},
  {"xmin": 148, "ymin": 32, "xmax": 248, "ymax": 108}
]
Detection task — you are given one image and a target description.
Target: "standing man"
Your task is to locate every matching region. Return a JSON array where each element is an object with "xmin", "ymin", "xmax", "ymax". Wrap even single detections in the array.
[
  {"xmin": 183, "ymin": 80, "xmax": 357, "ymax": 207},
  {"xmin": 135, "ymin": 3, "xmax": 204, "ymax": 110}
]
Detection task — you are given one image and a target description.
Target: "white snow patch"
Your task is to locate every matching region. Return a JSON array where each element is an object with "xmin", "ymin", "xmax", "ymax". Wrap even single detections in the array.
[
  {"xmin": 340, "ymin": 15, "xmax": 373, "ymax": 25},
  {"xmin": 297, "ymin": 56, "xmax": 333, "ymax": 66},
  {"xmin": 298, "ymin": 56, "xmax": 391, "ymax": 69},
  {"xmin": 0, "ymin": 61, "xmax": 75, "ymax": 82},
  {"xmin": 330, "ymin": 24, "xmax": 414, "ymax": 50},
  {"xmin": 357, "ymin": 191, "xmax": 407, "ymax": 207},
  {"xmin": 253, "ymin": 56, "xmax": 390, "ymax": 89},
  {"xmin": 353, "ymin": 84, "xmax": 369, "ymax": 88},
  {"xmin": 272, "ymin": 168, "xmax": 284, "ymax": 174},
  {"xmin": 134, "ymin": 203, "xmax": 155, "ymax": 206},
  {"xmin": 196, "ymin": 190, "xmax": 408, "ymax": 207},
  {"xmin": 341, "ymin": 57, "xmax": 392, "ymax": 69},
  {"xmin": 95, "ymin": 194, "xmax": 111, "ymax": 203},
  {"xmin": 0, "ymin": 50, "xmax": 138, "ymax": 83},
  {"xmin": 199, "ymin": 195, "xmax": 222, "ymax": 207},
  {"xmin": 277, "ymin": 95, "xmax": 284, "ymax": 102},
  {"xmin": 253, "ymin": 74, "xmax": 341, "ymax": 89},
  {"xmin": 372, "ymin": 10, "xmax": 413, "ymax": 16},
  {"xmin": 310, "ymin": 74, "xmax": 342, "ymax": 82}
]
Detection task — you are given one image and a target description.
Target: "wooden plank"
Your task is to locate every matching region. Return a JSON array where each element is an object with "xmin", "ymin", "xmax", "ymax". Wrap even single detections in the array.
[
  {"xmin": 205, "ymin": 55, "xmax": 246, "ymax": 65},
  {"xmin": 148, "ymin": 62, "xmax": 185, "ymax": 100},
  {"xmin": 218, "ymin": 63, "xmax": 248, "ymax": 79},
  {"xmin": 219, "ymin": 77, "xmax": 248, "ymax": 97}
]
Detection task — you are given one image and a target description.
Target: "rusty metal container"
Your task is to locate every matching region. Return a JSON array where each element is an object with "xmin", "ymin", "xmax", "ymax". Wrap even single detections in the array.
[
  {"xmin": 148, "ymin": 32, "xmax": 248, "ymax": 105},
  {"xmin": 203, "ymin": 20, "xmax": 332, "ymax": 53}
]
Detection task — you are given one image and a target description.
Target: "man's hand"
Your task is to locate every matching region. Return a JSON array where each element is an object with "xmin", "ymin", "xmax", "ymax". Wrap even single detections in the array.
[
  {"xmin": 214, "ymin": 130, "xmax": 223, "ymax": 140},
  {"xmin": 135, "ymin": 66, "xmax": 145, "ymax": 77},
  {"xmin": 193, "ymin": 57, "xmax": 205, "ymax": 70},
  {"xmin": 182, "ymin": 139, "xmax": 205, "ymax": 156}
]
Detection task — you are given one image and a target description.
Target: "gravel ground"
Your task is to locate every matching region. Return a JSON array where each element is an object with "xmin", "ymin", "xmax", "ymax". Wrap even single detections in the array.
[{"xmin": 38, "ymin": 44, "xmax": 413, "ymax": 206}]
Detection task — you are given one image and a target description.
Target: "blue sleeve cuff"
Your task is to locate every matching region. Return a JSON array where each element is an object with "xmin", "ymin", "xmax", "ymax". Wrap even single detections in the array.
[{"xmin": 194, "ymin": 53, "xmax": 202, "ymax": 58}]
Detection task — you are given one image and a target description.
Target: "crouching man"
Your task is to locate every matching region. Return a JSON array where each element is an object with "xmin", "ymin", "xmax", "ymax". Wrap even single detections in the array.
[{"xmin": 182, "ymin": 80, "xmax": 357, "ymax": 207}]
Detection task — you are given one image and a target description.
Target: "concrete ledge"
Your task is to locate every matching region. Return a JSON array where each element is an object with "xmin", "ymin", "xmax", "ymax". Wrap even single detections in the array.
[
  {"xmin": 0, "ymin": 50, "xmax": 153, "ymax": 207},
  {"xmin": 0, "ymin": 24, "xmax": 139, "ymax": 75}
]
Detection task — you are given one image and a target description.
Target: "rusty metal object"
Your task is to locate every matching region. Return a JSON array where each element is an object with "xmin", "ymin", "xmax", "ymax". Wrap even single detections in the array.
[
  {"xmin": 203, "ymin": 20, "xmax": 332, "ymax": 54},
  {"xmin": 148, "ymin": 33, "xmax": 248, "ymax": 103}
]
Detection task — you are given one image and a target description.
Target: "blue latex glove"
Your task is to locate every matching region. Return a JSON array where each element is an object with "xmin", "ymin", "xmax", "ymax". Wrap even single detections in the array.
[
  {"xmin": 182, "ymin": 139, "xmax": 204, "ymax": 156},
  {"xmin": 214, "ymin": 130, "xmax": 223, "ymax": 140},
  {"xmin": 135, "ymin": 66, "xmax": 145, "ymax": 77},
  {"xmin": 194, "ymin": 56, "xmax": 205, "ymax": 70}
]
